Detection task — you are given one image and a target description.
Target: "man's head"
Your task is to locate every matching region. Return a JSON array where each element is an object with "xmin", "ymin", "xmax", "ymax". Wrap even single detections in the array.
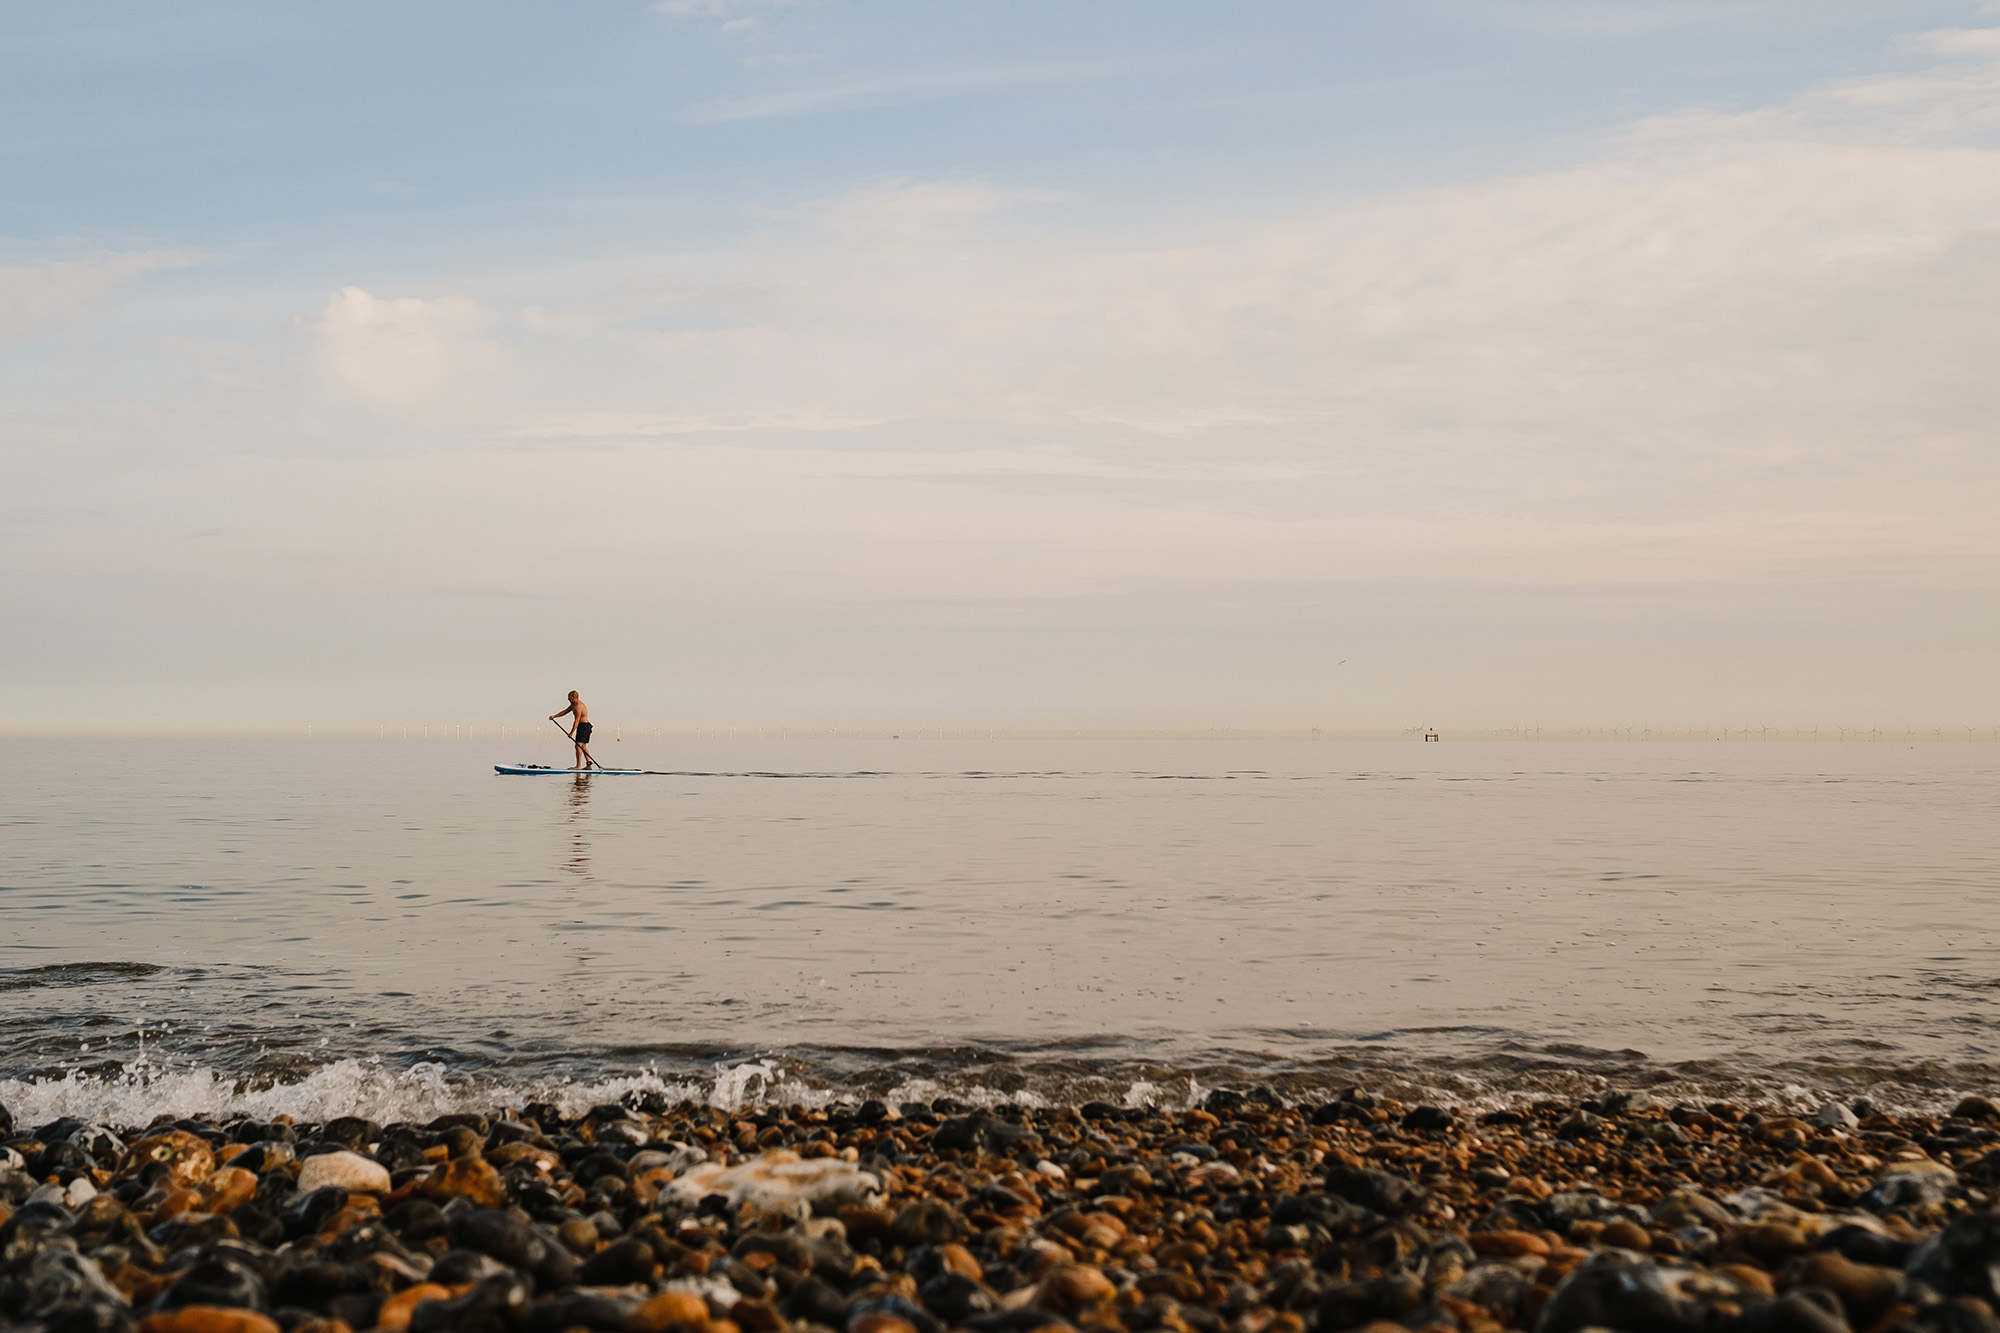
[{"xmin": 568, "ymin": 690, "xmax": 579, "ymax": 701}]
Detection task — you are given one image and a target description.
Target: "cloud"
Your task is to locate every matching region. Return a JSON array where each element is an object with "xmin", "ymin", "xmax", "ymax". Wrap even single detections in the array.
[
  {"xmin": 1436, "ymin": 0, "xmax": 1886, "ymax": 39},
  {"xmin": 0, "ymin": 250, "xmax": 195, "ymax": 340},
  {"xmin": 684, "ymin": 59, "xmax": 1124, "ymax": 122},
  {"xmin": 1625, "ymin": 22, "xmax": 2000, "ymax": 145},
  {"xmin": 791, "ymin": 177, "xmax": 1059, "ymax": 235},
  {"xmin": 654, "ymin": 0, "xmax": 797, "ymax": 21},
  {"xmin": 311, "ymin": 286, "xmax": 509, "ymax": 415},
  {"xmin": 1905, "ymin": 25, "xmax": 2000, "ymax": 57},
  {"xmin": 431, "ymin": 28, "xmax": 2000, "ymax": 588}
]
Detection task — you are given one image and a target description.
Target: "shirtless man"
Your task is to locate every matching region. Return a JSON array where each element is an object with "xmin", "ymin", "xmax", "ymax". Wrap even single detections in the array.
[{"xmin": 550, "ymin": 691, "xmax": 597, "ymax": 769}]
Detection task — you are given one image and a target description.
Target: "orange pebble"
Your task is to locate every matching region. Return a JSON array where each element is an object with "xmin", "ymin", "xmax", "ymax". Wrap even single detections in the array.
[
  {"xmin": 938, "ymin": 1244, "xmax": 983, "ymax": 1281},
  {"xmin": 200, "ymin": 1166, "xmax": 258, "ymax": 1214},
  {"xmin": 1469, "ymin": 1231, "xmax": 1549, "ymax": 1258},
  {"xmin": 630, "ymin": 1289, "xmax": 711, "ymax": 1332},
  {"xmin": 314, "ymin": 1201, "xmax": 380, "ymax": 1241},
  {"xmin": 848, "ymin": 1317, "xmax": 915, "ymax": 1333},
  {"xmin": 139, "ymin": 1307, "xmax": 282, "ymax": 1333},
  {"xmin": 103, "ymin": 1260, "xmax": 172, "ymax": 1304},
  {"xmin": 1721, "ymin": 1264, "xmax": 1777, "ymax": 1298},
  {"xmin": 149, "ymin": 1187, "xmax": 205, "ymax": 1222},
  {"xmin": 374, "ymin": 1283, "xmax": 455, "ymax": 1332},
  {"xmin": 420, "ymin": 1157, "xmax": 506, "ymax": 1207}
]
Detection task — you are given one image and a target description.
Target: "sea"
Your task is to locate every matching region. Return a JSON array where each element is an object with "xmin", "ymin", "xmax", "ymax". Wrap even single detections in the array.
[{"xmin": 3, "ymin": 738, "xmax": 1997, "ymax": 1128}]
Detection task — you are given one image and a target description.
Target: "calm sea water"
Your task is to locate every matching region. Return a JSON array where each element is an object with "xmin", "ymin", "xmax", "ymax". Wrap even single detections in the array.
[{"xmin": 3, "ymin": 738, "xmax": 1998, "ymax": 1123}]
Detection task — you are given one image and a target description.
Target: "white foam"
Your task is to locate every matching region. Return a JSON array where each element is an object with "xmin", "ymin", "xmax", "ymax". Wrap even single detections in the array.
[
  {"xmin": 0, "ymin": 1056, "xmax": 836, "ymax": 1130},
  {"xmin": 874, "ymin": 1076, "xmax": 1056, "ymax": 1112},
  {"xmin": 2, "ymin": 1060, "xmax": 459, "ymax": 1128},
  {"xmin": 708, "ymin": 1060, "xmax": 783, "ymax": 1109},
  {"xmin": 0, "ymin": 1052, "xmax": 1978, "ymax": 1130}
]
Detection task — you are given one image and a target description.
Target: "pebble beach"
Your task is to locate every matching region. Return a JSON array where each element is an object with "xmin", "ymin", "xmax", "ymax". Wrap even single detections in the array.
[{"xmin": 6, "ymin": 1086, "xmax": 2000, "ymax": 1333}]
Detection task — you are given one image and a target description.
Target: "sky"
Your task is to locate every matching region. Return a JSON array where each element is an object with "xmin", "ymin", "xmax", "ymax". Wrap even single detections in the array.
[{"xmin": 5, "ymin": 1, "xmax": 2000, "ymax": 734}]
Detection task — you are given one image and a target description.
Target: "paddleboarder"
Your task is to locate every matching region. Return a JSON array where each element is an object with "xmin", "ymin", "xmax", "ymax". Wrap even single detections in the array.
[{"xmin": 550, "ymin": 691, "xmax": 598, "ymax": 770}]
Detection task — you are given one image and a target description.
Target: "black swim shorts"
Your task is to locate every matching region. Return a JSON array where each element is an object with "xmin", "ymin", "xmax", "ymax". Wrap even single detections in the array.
[{"xmin": 574, "ymin": 722, "xmax": 593, "ymax": 743}]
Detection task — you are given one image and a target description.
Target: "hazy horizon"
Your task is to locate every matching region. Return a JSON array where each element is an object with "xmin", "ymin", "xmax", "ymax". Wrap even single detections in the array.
[
  {"xmin": 6, "ymin": 726, "xmax": 1997, "ymax": 742},
  {"xmin": 8, "ymin": 2, "xmax": 2000, "ymax": 732}
]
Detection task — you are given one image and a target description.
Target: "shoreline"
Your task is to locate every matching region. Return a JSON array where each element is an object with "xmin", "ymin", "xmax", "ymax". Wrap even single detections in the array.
[
  {"xmin": 4, "ymin": 1088, "xmax": 1999, "ymax": 1333},
  {"xmin": 10, "ymin": 1050, "xmax": 2000, "ymax": 1138}
]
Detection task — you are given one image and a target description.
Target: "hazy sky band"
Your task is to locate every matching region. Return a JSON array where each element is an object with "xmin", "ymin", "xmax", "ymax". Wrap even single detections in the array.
[{"xmin": 5, "ymin": 2, "xmax": 1999, "ymax": 731}]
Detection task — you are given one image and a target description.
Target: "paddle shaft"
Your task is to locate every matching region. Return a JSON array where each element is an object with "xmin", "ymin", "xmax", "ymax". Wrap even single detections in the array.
[{"xmin": 550, "ymin": 715, "xmax": 603, "ymax": 768}]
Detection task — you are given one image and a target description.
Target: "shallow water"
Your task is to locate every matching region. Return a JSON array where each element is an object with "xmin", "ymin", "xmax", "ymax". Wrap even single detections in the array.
[{"xmin": 3, "ymin": 738, "xmax": 1998, "ymax": 1122}]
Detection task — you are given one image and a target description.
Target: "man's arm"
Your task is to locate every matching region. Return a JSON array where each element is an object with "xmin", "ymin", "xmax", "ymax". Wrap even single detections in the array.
[{"xmin": 550, "ymin": 703, "xmax": 576, "ymax": 721}]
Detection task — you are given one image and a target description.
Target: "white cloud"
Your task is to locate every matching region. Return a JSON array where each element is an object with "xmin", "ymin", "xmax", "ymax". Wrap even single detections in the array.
[
  {"xmin": 1627, "ymin": 22, "xmax": 2000, "ymax": 144},
  {"xmin": 1438, "ymin": 0, "xmax": 1900, "ymax": 40},
  {"xmin": 684, "ymin": 59, "xmax": 1124, "ymax": 122},
  {"xmin": 0, "ymin": 250, "xmax": 194, "ymax": 340},
  {"xmin": 1906, "ymin": 25, "xmax": 2000, "ymax": 57},
  {"xmin": 654, "ymin": 0, "xmax": 797, "ymax": 21},
  {"xmin": 311, "ymin": 286, "xmax": 509, "ymax": 415},
  {"xmin": 432, "ymin": 28, "xmax": 2000, "ymax": 590}
]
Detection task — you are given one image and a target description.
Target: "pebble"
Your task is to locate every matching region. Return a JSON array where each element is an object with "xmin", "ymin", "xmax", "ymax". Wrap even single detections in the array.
[
  {"xmin": 138, "ymin": 1307, "xmax": 283, "ymax": 1333},
  {"xmin": 4, "ymin": 1090, "xmax": 2000, "ymax": 1333},
  {"xmin": 421, "ymin": 1153, "xmax": 507, "ymax": 1205},
  {"xmin": 373, "ymin": 1281, "xmax": 454, "ymax": 1331},
  {"xmin": 122, "ymin": 1130, "xmax": 216, "ymax": 1188},
  {"xmin": 295, "ymin": 1150, "xmax": 392, "ymax": 1195}
]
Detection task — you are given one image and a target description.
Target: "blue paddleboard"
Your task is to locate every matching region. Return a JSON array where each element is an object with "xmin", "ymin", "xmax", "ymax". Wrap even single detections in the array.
[{"xmin": 494, "ymin": 763, "xmax": 644, "ymax": 775}]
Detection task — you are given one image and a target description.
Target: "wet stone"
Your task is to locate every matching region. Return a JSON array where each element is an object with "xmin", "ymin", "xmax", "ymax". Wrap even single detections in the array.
[
  {"xmin": 268, "ymin": 1261, "xmax": 348, "ymax": 1313},
  {"xmin": 318, "ymin": 1119, "xmax": 381, "ymax": 1151},
  {"xmin": 1323, "ymin": 1167, "xmax": 1428, "ymax": 1218},
  {"xmin": 579, "ymin": 1234, "xmax": 660, "ymax": 1283},
  {"xmin": 785, "ymin": 1274, "xmax": 853, "ymax": 1326},
  {"xmin": 382, "ymin": 1198, "xmax": 448, "ymax": 1243},
  {"xmin": 1538, "ymin": 1251, "xmax": 1748, "ymax": 1333},
  {"xmin": 921, "ymin": 1270, "xmax": 998, "ymax": 1322},
  {"xmin": 406, "ymin": 1274, "xmax": 530, "ymax": 1333},
  {"xmin": 1949, "ymin": 1097, "xmax": 2000, "ymax": 1124},
  {"xmin": 1906, "ymin": 1212, "xmax": 2000, "ymax": 1304},
  {"xmin": 1399, "ymin": 1106, "xmax": 1454, "ymax": 1132},
  {"xmin": 892, "ymin": 1202, "xmax": 969, "ymax": 1246},
  {"xmin": 279, "ymin": 1188, "xmax": 347, "ymax": 1241},
  {"xmin": 230, "ymin": 1143, "xmax": 294, "ymax": 1176},
  {"xmin": 427, "ymin": 1248, "xmax": 514, "ymax": 1286},
  {"xmin": 160, "ymin": 1256, "xmax": 269, "ymax": 1314},
  {"xmin": 517, "ymin": 1289, "xmax": 638, "ymax": 1332}
]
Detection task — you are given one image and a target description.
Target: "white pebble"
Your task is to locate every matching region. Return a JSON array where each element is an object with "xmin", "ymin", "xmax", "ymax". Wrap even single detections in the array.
[{"xmin": 296, "ymin": 1149, "xmax": 392, "ymax": 1193}]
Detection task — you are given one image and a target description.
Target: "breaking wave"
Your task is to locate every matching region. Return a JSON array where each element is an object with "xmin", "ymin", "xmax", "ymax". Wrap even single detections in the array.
[{"xmin": 3, "ymin": 1043, "xmax": 1994, "ymax": 1131}]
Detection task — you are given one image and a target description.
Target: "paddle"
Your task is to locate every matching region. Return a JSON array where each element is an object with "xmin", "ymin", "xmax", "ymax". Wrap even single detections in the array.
[{"xmin": 550, "ymin": 716, "xmax": 603, "ymax": 770}]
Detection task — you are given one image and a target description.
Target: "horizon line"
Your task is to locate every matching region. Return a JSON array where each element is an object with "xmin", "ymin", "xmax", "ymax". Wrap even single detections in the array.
[{"xmin": 3, "ymin": 725, "xmax": 1997, "ymax": 742}]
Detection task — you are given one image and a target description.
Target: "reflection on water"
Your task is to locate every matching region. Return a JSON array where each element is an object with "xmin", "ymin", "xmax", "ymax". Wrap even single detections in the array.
[
  {"xmin": 566, "ymin": 773, "xmax": 592, "ymax": 877},
  {"xmin": 562, "ymin": 772, "xmax": 596, "ymax": 999},
  {"xmin": 2, "ymin": 738, "xmax": 1998, "ymax": 1100}
]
